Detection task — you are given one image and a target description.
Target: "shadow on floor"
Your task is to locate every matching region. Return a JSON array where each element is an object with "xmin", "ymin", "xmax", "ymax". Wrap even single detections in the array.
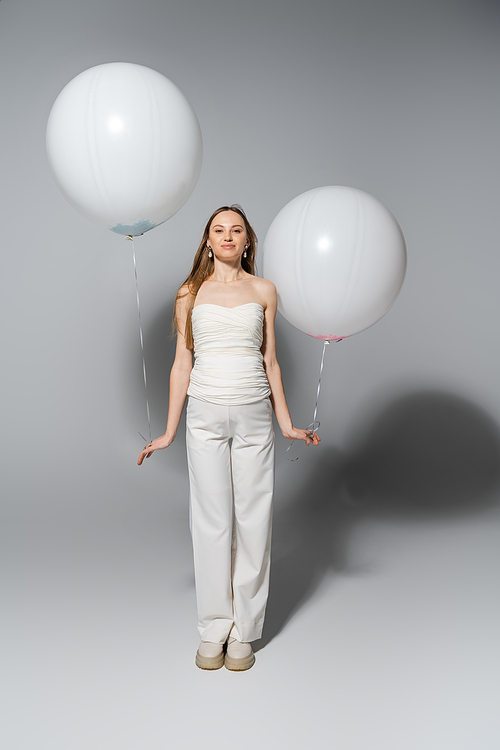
[
  {"xmin": 258, "ymin": 390, "xmax": 500, "ymax": 649},
  {"xmin": 125, "ymin": 307, "xmax": 500, "ymax": 649}
]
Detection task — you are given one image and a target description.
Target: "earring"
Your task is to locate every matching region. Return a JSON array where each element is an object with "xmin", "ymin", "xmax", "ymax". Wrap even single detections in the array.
[
  {"xmin": 243, "ymin": 247, "xmax": 248, "ymax": 258},
  {"xmin": 207, "ymin": 245, "xmax": 213, "ymax": 258}
]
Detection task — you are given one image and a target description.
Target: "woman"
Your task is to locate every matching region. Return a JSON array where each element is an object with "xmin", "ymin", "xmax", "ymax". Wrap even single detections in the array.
[{"xmin": 138, "ymin": 205, "xmax": 320, "ymax": 671}]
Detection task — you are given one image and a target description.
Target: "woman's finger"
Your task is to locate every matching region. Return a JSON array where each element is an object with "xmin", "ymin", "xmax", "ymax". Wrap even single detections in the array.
[
  {"xmin": 138, "ymin": 440, "xmax": 156, "ymax": 465},
  {"xmin": 305, "ymin": 430, "xmax": 320, "ymax": 446}
]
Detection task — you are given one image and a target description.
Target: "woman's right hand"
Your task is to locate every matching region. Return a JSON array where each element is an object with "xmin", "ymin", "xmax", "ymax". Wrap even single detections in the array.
[
  {"xmin": 282, "ymin": 426, "xmax": 321, "ymax": 447},
  {"xmin": 137, "ymin": 432, "xmax": 176, "ymax": 466}
]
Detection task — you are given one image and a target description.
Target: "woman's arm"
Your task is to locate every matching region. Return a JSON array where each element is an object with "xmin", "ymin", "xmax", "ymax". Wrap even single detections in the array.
[
  {"xmin": 137, "ymin": 290, "xmax": 193, "ymax": 465},
  {"xmin": 261, "ymin": 282, "xmax": 320, "ymax": 447}
]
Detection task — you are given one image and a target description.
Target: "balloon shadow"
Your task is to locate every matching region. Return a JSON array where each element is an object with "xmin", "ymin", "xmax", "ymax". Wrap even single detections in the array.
[
  {"xmin": 258, "ymin": 390, "xmax": 500, "ymax": 649},
  {"xmin": 343, "ymin": 391, "xmax": 500, "ymax": 517}
]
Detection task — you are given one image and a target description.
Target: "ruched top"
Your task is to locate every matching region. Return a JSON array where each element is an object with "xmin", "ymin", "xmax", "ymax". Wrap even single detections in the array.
[{"xmin": 187, "ymin": 302, "xmax": 271, "ymax": 406}]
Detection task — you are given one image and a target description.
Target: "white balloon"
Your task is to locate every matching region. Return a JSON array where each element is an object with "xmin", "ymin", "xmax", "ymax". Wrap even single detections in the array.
[
  {"xmin": 263, "ymin": 186, "xmax": 407, "ymax": 340},
  {"xmin": 46, "ymin": 62, "xmax": 203, "ymax": 236}
]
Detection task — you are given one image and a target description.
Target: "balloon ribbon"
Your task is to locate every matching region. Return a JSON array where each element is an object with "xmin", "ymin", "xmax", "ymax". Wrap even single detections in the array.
[
  {"xmin": 126, "ymin": 236, "xmax": 152, "ymax": 446},
  {"xmin": 286, "ymin": 338, "xmax": 341, "ymax": 461}
]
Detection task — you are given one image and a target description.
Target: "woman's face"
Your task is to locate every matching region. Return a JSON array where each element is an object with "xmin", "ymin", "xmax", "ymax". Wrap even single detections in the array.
[{"xmin": 208, "ymin": 211, "xmax": 248, "ymax": 262}]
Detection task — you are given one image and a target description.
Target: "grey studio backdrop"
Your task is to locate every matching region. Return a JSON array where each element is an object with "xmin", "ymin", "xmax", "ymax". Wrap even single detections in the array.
[{"xmin": 1, "ymin": 1, "xmax": 500, "ymax": 749}]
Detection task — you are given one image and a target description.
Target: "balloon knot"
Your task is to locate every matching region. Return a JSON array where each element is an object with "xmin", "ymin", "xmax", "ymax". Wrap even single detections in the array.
[{"xmin": 126, "ymin": 235, "xmax": 133, "ymax": 241}]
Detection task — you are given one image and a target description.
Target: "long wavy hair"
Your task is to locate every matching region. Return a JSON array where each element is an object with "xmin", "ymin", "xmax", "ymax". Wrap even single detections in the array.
[{"xmin": 173, "ymin": 205, "xmax": 258, "ymax": 349}]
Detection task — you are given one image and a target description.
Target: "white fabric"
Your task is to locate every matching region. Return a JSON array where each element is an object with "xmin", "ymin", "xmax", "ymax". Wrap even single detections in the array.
[
  {"xmin": 186, "ymin": 396, "xmax": 275, "ymax": 644},
  {"xmin": 187, "ymin": 303, "xmax": 271, "ymax": 405}
]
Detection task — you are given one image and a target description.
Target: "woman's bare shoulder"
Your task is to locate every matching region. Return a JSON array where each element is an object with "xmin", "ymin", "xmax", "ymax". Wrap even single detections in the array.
[
  {"xmin": 255, "ymin": 276, "xmax": 276, "ymax": 291},
  {"xmin": 251, "ymin": 276, "xmax": 277, "ymax": 307},
  {"xmin": 250, "ymin": 276, "xmax": 276, "ymax": 295}
]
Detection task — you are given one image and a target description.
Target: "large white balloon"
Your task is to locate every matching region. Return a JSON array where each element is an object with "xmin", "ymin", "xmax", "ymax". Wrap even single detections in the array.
[
  {"xmin": 263, "ymin": 186, "xmax": 407, "ymax": 340},
  {"xmin": 46, "ymin": 62, "xmax": 203, "ymax": 236}
]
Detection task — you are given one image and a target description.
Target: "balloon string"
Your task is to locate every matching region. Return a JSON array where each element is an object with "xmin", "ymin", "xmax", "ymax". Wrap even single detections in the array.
[
  {"xmin": 126, "ymin": 235, "xmax": 152, "ymax": 445},
  {"xmin": 286, "ymin": 338, "xmax": 341, "ymax": 461},
  {"xmin": 312, "ymin": 338, "xmax": 330, "ymax": 428}
]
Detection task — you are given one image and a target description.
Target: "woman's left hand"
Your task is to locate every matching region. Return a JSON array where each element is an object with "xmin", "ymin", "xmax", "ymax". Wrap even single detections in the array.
[
  {"xmin": 137, "ymin": 431, "xmax": 176, "ymax": 465},
  {"xmin": 282, "ymin": 426, "xmax": 320, "ymax": 446}
]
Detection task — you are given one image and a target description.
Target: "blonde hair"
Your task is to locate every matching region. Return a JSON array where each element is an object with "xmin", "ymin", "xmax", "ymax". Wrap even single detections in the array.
[{"xmin": 173, "ymin": 205, "xmax": 257, "ymax": 349}]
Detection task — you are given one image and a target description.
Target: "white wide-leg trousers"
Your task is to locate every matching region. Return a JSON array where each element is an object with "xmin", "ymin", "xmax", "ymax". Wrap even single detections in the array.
[{"xmin": 186, "ymin": 396, "xmax": 275, "ymax": 644}]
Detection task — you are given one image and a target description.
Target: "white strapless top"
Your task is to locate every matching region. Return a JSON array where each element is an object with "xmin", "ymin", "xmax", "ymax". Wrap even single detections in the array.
[{"xmin": 187, "ymin": 303, "xmax": 271, "ymax": 406}]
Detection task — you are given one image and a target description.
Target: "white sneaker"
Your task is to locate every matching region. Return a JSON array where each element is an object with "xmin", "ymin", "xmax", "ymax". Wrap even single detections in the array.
[
  {"xmin": 195, "ymin": 641, "xmax": 224, "ymax": 670},
  {"xmin": 225, "ymin": 637, "xmax": 255, "ymax": 671}
]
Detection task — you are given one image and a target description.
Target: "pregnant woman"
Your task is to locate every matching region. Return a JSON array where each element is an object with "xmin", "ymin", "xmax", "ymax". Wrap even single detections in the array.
[{"xmin": 138, "ymin": 205, "xmax": 319, "ymax": 671}]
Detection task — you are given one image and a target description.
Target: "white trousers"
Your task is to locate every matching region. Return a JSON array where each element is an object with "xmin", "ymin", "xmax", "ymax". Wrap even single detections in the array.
[{"xmin": 186, "ymin": 396, "xmax": 275, "ymax": 644}]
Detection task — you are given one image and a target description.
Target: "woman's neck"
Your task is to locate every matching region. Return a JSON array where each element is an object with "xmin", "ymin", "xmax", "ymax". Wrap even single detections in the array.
[{"xmin": 210, "ymin": 260, "xmax": 246, "ymax": 284}]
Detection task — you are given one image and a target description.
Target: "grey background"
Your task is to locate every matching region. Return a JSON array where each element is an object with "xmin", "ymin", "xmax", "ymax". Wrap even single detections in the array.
[{"xmin": 1, "ymin": 0, "xmax": 499, "ymax": 748}]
